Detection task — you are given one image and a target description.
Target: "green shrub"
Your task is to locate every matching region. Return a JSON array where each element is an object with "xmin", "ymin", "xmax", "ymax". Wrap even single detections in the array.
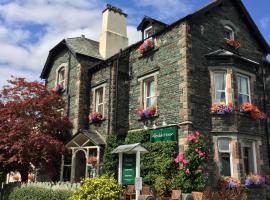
[
  {"xmin": 70, "ymin": 175, "xmax": 122, "ymax": 200},
  {"xmin": 8, "ymin": 186, "xmax": 71, "ymax": 200},
  {"xmin": 103, "ymin": 135, "xmax": 124, "ymax": 177}
]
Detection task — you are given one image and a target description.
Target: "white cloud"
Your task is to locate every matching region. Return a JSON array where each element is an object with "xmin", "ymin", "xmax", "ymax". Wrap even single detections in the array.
[
  {"xmin": 0, "ymin": 0, "xmax": 141, "ymax": 87},
  {"xmin": 260, "ymin": 17, "xmax": 269, "ymax": 29}
]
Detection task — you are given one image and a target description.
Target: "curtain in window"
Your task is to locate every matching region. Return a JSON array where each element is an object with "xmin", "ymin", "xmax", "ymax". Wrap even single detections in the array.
[{"xmin": 214, "ymin": 72, "xmax": 226, "ymax": 103}]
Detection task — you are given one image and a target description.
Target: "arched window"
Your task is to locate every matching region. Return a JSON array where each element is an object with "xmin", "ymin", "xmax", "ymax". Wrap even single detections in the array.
[
  {"xmin": 57, "ymin": 67, "xmax": 65, "ymax": 88},
  {"xmin": 224, "ymin": 25, "xmax": 234, "ymax": 40}
]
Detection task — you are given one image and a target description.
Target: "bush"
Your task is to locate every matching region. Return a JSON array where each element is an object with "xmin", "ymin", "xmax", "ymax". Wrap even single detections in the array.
[
  {"xmin": 8, "ymin": 186, "xmax": 71, "ymax": 200},
  {"xmin": 70, "ymin": 175, "xmax": 122, "ymax": 200},
  {"xmin": 103, "ymin": 135, "xmax": 124, "ymax": 177}
]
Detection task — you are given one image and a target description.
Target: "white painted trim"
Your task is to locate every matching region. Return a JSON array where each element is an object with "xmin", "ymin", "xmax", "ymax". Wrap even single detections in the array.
[
  {"xmin": 236, "ymin": 73, "xmax": 251, "ymax": 103},
  {"xmin": 217, "ymin": 137, "xmax": 233, "ymax": 177},
  {"xmin": 138, "ymin": 71, "xmax": 159, "ymax": 82},
  {"xmin": 144, "ymin": 26, "xmax": 153, "ymax": 39},
  {"xmin": 224, "ymin": 25, "xmax": 235, "ymax": 40},
  {"xmin": 252, "ymin": 141, "xmax": 258, "ymax": 174},
  {"xmin": 118, "ymin": 153, "xmax": 123, "ymax": 185},
  {"xmin": 55, "ymin": 63, "xmax": 68, "ymax": 88},
  {"xmin": 92, "ymin": 83, "xmax": 106, "ymax": 116}
]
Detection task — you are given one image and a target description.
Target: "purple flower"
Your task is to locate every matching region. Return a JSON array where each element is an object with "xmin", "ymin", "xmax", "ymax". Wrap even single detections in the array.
[
  {"xmin": 245, "ymin": 179, "xmax": 254, "ymax": 188},
  {"xmin": 228, "ymin": 181, "xmax": 237, "ymax": 189},
  {"xmin": 258, "ymin": 177, "xmax": 265, "ymax": 185}
]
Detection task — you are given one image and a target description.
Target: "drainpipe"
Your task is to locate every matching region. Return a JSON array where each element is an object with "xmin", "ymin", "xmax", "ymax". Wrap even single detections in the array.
[
  {"xmin": 261, "ymin": 60, "xmax": 270, "ymax": 166},
  {"xmin": 114, "ymin": 51, "xmax": 121, "ymax": 134}
]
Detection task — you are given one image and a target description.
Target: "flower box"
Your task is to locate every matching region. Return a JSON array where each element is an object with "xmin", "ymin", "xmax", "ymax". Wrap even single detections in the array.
[
  {"xmin": 240, "ymin": 103, "xmax": 266, "ymax": 120},
  {"xmin": 137, "ymin": 38, "xmax": 154, "ymax": 54},
  {"xmin": 89, "ymin": 112, "xmax": 103, "ymax": 124},
  {"xmin": 136, "ymin": 106, "xmax": 156, "ymax": 121},
  {"xmin": 225, "ymin": 39, "xmax": 241, "ymax": 49},
  {"xmin": 211, "ymin": 103, "xmax": 233, "ymax": 114},
  {"xmin": 51, "ymin": 84, "xmax": 64, "ymax": 94},
  {"xmin": 245, "ymin": 175, "xmax": 265, "ymax": 188}
]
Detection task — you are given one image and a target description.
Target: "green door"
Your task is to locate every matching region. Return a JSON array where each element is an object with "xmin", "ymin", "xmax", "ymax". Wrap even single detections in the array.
[{"xmin": 122, "ymin": 154, "xmax": 136, "ymax": 185}]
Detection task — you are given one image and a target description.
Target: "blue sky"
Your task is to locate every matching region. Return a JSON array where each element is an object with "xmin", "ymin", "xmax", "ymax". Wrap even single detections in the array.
[{"xmin": 0, "ymin": 0, "xmax": 269, "ymax": 86}]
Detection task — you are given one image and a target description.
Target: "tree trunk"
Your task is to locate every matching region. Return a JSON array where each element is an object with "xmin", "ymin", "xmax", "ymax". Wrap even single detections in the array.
[{"xmin": 19, "ymin": 169, "xmax": 28, "ymax": 182}]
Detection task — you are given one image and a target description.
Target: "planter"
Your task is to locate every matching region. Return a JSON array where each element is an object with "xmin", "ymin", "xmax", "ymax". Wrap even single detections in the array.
[
  {"xmin": 192, "ymin": 192, "xmax": 203, "ymax": 200},
  {"xmin": 181, "ymin": 193, "xmax": 193, "ymax": 200}
]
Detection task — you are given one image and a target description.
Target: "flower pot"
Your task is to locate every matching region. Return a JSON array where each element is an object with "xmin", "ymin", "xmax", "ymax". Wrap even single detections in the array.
[
  {"xmin": 181, "ymin": 193, "xmax": 193, "ymax": 200},
  {"xmin": 192, "ymin": 192, "xmax": 203, "ymax": 200}
]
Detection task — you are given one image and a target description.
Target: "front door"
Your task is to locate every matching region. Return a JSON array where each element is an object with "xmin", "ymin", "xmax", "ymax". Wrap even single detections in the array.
[{"xmin": 74, "ymin": 150, "xmax": 86, "ymax": 182}]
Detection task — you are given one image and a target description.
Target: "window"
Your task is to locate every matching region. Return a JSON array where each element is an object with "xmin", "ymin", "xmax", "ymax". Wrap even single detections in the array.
[
  {"xmin": 144, "ymin": 26, "xmax": 153, "ymax": 39},
  {"xmin": 57, "ymin": 67, "xmax": 65, "ymax": 87},
  {"xmin": 213, "ymin": 72, "xmax": 226, "ymax": 103},
  {"xmin": 218, "ymin": 138, "xmax": 232, "ymax": 176},
  {"xmin": 224, "ymin": 26, "xmax": 234, "ymax": 40},
  {"xmin": 95, "ymin": 87, "xmax": 104, "ymax": 114},
  {"xmin": 242, "ymin": 141, "xmax": 257, "ymax": 175},
  {"xmin": 143, "ymin": 77, "xmax": 156, "ymax": 109},
  {"xmin": 237, "ymin": 74, "xmax": 250, "ymax": 104}
]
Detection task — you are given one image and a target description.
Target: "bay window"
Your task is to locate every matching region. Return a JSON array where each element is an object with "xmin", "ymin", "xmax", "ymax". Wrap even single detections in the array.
[
  {"xmin": 213, "ymin": 72, "xmax": 226, "ymax": 103},
  {"xmin": 237, "ymin": 74, "xmax": 250, "ymax": 104}
]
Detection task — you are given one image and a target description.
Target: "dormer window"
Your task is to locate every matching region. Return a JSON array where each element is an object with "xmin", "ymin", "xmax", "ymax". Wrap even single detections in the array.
[
  {"xmin": 144, "ymin": 26, "xmax": 153, "ymax": 39},
  {"xmin": 224, "ymin": 26, "xmax": 234, "ymax": 40}
]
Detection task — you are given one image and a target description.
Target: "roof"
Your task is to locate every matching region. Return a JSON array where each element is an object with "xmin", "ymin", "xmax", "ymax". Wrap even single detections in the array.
[
  {"xmin": 206, "ymin": 49, "xmax": 260, "ymax": 65},
  {"xmin": 137, "ymin": 16, "xmax": 168, "ymax": 31},
  {"xmin": 40, "ymin": 37, "xmax": 102, "ymax": 79},
  {"xmin": 111, "ymin": 143, "xmax": 148, "ymax": 154}
]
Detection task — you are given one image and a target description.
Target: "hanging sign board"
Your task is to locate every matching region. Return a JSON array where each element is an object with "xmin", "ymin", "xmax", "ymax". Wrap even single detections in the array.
[
  {"xmin": 122, "ymin": 154, "xmax": 136, "ymax": 185},
  {"xmin": 150, "ymin": 126, "xmax": 177, "ymax": 142}
]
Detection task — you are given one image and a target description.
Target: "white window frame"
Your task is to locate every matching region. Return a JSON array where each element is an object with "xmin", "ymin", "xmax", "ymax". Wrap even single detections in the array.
[
  {"xmin": 218, "ymin": 137, "xmax": 233, "ymax": 177},
  {"xmin": 237, "ymin": 73, "xmax": 251, "ymax": 104},
  {"xmin": 55, "ymin": 63, "xmax": 67, "ymax": 89},
  {"xmin": 242, "ymin": 140, "xmax": 257, "ymax": 174},
  {"xmin": 144, "ymin": 26, "xmax": 153, "ymax": 39},
  {"xmin": 143, "ymin": 77, "xmax": 155, "ymax": 109},
  {"xmin": 92, "ymin": 83, "xmax": 106, "ymax": 116},
  {"xmin": 213, "ymin": 71, "xmax": 227, "ymax": 104},
  {"xmin": 224, "ymin": 25, "xmax": 235, "ymax": 40}
]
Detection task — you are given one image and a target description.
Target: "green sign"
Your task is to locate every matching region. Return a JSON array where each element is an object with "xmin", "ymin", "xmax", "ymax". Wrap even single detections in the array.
[
  {"xmin": 122, "ymin": 154, "xmax": 136, "ymax": 185},
  {"xmin": 150, "ymin": 127, "xmax": 177, "ymax": 142}
]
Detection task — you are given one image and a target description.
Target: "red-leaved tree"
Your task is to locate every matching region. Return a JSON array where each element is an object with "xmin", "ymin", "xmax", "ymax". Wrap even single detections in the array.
[{"xmin": 0, "ymin": 77, "xmax": 72, "ymax": 182}]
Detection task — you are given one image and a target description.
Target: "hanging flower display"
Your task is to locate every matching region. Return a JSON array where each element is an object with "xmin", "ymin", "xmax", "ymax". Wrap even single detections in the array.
[
  {"xmin": 51, "ymin": 84, "xmax": 64, "ymax": 94},
  {"xmin": 226, "ymin": 39, "xmax": 241, "ymax": 49},
  {"xmin": 89, "ymin": 112, "xmax": 103, "ymax": 123},
  {"xmin": 136, "ymin": 106, "xmax": 156, "ymax": 120},
  {"xmin": 240, "ymin": 102, "xmax": 266, "ymax": 120},
  {"xmin": 244, "ymin": 175, "xmax": 265, "ymax": 188},
  {"xmin": 211, "ymin": 102, "xmax": 233, "ymax": 114},
  {"xmin": 87, "ymin": 156, "xmax": 97, "ymax": 165},
  {"xmin": 137, "ymin": 38, "xmax": 155, "ymax": 54},
  {"xmin": 172, "ymin": 131, "xmax": 208, "ymax": 193}
]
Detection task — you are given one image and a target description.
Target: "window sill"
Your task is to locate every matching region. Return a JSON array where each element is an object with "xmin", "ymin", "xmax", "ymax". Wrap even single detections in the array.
[
  {"xmin": 138, "ymin": 114, "xmax": 159, "ymax": 122},
  {"xmin": 138, "ymin": 48, "xmax": 159, "ymax": 59}
]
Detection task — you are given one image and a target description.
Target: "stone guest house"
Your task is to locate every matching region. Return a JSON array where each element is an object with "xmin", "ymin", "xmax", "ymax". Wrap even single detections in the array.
[{"xmin": 40, "ymin": 0, "xmax": 270, "ymax": 184}]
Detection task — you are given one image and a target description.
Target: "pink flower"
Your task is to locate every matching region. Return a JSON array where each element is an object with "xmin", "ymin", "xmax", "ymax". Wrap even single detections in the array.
[
  {"xmin": 182, "ymin": 159, "xmax": 188, "ymax": 165},
  {"xmin": 195, "ymin": 131, "xmax": 201, "ymax": 137},
  {"xmin": 185, "ymin": 169, "xmax": 190, "ymax": 174},
  {"xmin": 196, "ymin": 169, "xmax": 203, "ymax": 173},
  {"xmin": 175, "ymin": 153, "xmax": 184, "ymax": 164},
  {"xmin": 187, "ymin": 134, "xmax": 196, "ymax": 142},
  {"xmin": 179, "ymin": 166, "xmax": 183, "ymax": 171}
]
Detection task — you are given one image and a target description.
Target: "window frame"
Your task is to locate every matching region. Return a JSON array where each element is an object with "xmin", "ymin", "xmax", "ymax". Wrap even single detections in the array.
[
  {"xmin": 213, "ymin": 71, "xmax": 227, "ymax": 104},
  {"xmin": 217, "ymin": 137, "xmax": 233, "ymax": 177},
  {"xmin": 237, "ymin": 73, "xmax": 251, "ymax": 104},
  {"xmin": 242, "ymin": 140, "xmax": 257, "ymax": 175},
  {"xmin": 138, "ymin": 71, "xmax": 159, "ymax": 110},
  {"xmin": 224, "ymin": 25, "xmax": 235, "ymax": 40},
  {"xmin": 92, "ymin": 83, "xmax": 106, "ymax": 116},
  {"xmin": 144, "ymin": 26, "xmax": 153, "ymax": 39},
  {"xmin": 143, "ymin": 77, "xmax": 156, "ymax": 109},
  {"xmin": 55, "ymin": 63, "xmax": 67, "ymax": 89}
]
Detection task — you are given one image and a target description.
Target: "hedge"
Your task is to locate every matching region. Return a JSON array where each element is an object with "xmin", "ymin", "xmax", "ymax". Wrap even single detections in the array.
[{"xmin": 8, "ymin": 186, "xmax": 72, "ymax": 200}]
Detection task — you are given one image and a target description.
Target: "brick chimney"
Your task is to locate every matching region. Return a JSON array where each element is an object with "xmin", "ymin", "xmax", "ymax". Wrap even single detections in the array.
[{"xmin": 99, "ymin": 4, "xmax": 128, "ymax": 59}]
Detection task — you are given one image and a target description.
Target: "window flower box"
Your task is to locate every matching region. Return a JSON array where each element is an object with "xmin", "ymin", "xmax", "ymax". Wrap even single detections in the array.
[
  {"xmin": 211, "ymin": 103, "xmax": 233, "ymax": 114},
  {"xmin": 136, "ymin": 106, "xmax": 156, "ymax": 121},
  {"xmin": 225, "ymin": 39, "xmax": 241, "ymax": 49},
  {"xmin": 89, "ymin": 112, "xmax": 103, "ymax": 124},
  {"xmin": 240, "ymin": 103, "xmax": 266, "ymax": 120},
  {"xmin": 51, "ymin": 84, "xmax": 64, "ymax": 94},
  {"xmin": 218, "ymin": 176, "xmax": 241, "ymax": 189},
  {"xmin": 244, "ymin": 175, "xmax": 265, "ymax": 188},
  {"xmin": 137, "ymin": 38, "xmax": 154, "ymax": 54}
]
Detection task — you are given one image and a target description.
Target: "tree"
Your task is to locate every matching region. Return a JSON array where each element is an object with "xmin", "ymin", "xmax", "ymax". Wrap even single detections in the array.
[{"xmin": 0, "ymin": 77, "xmax": 72, "ymax": 182}]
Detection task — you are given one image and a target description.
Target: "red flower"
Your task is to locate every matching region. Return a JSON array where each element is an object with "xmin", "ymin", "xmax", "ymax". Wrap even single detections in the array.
[
  {"xmin": 226, "ymin": 39, "xmax": 241, "ymax": 49},
  {"xmin": 87, "ymin": 156, "xmax": 97, "ymax": 165}
]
